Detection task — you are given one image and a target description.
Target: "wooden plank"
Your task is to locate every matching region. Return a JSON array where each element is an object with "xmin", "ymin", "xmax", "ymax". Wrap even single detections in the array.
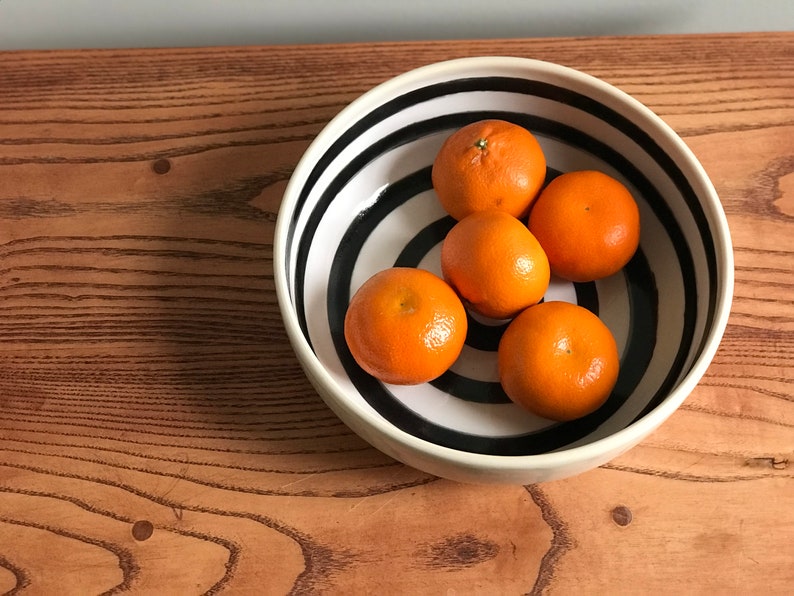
[{"xmin": 0, "ymin": 33, "xmax": 792, "ymax": 594}]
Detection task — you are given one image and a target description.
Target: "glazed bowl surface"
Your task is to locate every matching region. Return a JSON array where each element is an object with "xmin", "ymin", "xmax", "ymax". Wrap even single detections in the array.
[{"xmin": 274, "ymin": 56, "xmax": 734, "ymax": 484}]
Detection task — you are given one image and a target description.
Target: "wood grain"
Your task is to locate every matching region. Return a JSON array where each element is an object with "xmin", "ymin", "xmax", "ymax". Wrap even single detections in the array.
[{"xmin": 1, "ymin": 33, "xmax": 793, "ymax": 594}]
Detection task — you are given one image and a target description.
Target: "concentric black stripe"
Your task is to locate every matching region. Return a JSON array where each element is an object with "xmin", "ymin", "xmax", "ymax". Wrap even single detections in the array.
[
  {"xmin": 286, "ymin": 74, "xmax": 717, "ymax": 454},
  {"xmin": 431, "ymin": 371, "xmax": 510, "ymax": 405},
  {"xmin": 394, "ymin": 215, "xmax": 455, "ymax": 268}
]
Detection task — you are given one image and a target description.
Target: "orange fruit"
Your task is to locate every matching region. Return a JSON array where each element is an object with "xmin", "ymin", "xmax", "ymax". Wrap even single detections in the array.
[
  {"xmin": 441, "ymin": 210, "xmax": 550, "ymax": 320},
  {"xmin": 431, "ymin": 119, "xmax": 547, "ymax": 220},
  {"xmin": 343, "ymin": 267, "xmax": 467, "ymax": 385},
  {"xmin": 527, "ymin": 170, "xmax": 640, "ymax": 282},
  {"xmin": 498, "ymin": 301, "xmax": 619, "ymax": 421}
]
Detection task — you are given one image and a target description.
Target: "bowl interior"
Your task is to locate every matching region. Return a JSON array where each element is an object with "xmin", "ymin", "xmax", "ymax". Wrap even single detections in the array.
[{"xmin": 277, "ymin": 57, "xmax": 731, "ymax": 459}]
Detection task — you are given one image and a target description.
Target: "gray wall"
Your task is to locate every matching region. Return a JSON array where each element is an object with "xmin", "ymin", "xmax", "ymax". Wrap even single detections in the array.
[{"xmin": 0, "ymin": 0, "xmax": 791, "ymax": 50}]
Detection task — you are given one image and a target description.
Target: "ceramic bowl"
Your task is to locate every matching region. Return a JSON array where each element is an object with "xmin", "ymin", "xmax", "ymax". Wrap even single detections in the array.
[{"xmin": 273, "ymin": 56, "xmax": 734, "ymax": 484}]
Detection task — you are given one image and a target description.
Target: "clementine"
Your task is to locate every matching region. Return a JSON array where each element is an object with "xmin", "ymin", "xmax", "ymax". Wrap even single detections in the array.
[
  {"xmin": 432, "ymin": 119, "xmax": 547, "ymax": 220},
  {"xmin": 343, "ymin": 267, "xmax": 467, "ymax": 385},
  {"xmin": 527, "ymin": 170, "xmax": 640, "ymax": 282},
  {"xmin": 498, "ymin": 301, "xmax": 619, "ymax": 421},
  {"xmin": 441, "ymin": 210, "xmax": 550, "ymax": 320}
]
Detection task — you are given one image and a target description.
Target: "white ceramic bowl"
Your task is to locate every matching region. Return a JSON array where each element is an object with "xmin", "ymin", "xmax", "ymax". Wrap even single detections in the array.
[{"xmin": 274, "ymin": 56, "xmax": 734, "ymax": 484}]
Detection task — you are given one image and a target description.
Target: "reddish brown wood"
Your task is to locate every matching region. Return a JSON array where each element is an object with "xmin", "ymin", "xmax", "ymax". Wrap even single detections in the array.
[{"xmin": 1, "ymin": 33, "xmax": 792, "ymax": 594}]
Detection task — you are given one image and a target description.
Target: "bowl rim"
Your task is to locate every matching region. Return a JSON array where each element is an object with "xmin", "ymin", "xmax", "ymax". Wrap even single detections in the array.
[{"xmin": 273, "ymin": 55, "xmax": 735, "ymax": 474}]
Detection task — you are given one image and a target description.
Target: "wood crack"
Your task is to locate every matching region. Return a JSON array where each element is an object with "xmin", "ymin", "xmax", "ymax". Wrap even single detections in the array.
[{"xmin": 525, "ymin": 485, "xmax": 574, "ymax": 595}]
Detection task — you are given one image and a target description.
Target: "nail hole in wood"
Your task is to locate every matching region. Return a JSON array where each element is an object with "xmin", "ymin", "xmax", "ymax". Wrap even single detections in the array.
[
  {"xmin": 611, "ymin": 505, "xmax": 632, "ymax": 527},
  {"xmin": 152, "ymin": 158, "xmax": 171, "ymax": 175},
  {"xmin": 132, "ymin": 520, "xmax": 154, "ymax": 541}
]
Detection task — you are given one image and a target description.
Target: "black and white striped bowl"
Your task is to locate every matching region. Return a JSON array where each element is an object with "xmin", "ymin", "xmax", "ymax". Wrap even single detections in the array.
[{"xmin": 274, "ymin": 57, "xmax": 733, "ymax": 484}]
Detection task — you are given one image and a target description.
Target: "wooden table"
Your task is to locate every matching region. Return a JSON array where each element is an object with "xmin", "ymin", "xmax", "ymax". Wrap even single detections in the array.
[{"xmin": 1, "ymin": 32, "xmax": 792, "ymax": 595}]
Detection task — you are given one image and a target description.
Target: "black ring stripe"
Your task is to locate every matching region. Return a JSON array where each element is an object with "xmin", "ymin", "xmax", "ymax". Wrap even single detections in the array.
[{"xmin": 430, "ymin": 370, "xmax": 510, "ymax": 405}]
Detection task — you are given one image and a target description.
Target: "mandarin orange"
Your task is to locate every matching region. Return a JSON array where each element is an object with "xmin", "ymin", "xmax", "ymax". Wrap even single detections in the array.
[
  {"xmin": 343, "ymin": 267, "xmax": 467, "ymax": 385},
  {"xmin": 432, "ymin": 119, "xmax": 547, "ymax": 220},
  {"xmin": 528, "ymin": 170, "xmax": 640, "ymax": 282},
  {"xmin": 498, "ymin": 301, "xmax": 619, "ymax": 421},
  {"xmin": 441, "ymin": 210, "xmax": 550, "ymax": 320}
]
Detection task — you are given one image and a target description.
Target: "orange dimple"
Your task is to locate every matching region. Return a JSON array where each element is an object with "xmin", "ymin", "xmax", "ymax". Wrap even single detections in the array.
[
  {"xmin": 344, "ymin": 267, "xmax": 467, "ymax": 385},
  {"xmin": 432, "ymin": 119, "xmax": 547, "ymax": 220},
  {"xmin": 528, "ymin": 170, "xmax": 640, "ymax": 282},
  {"xmin": 441, "ymin": 210, "xmax": 550, "ymax": 320},
  {"xmin": 498, "ymin": 301, "xmax": 619, "ymax": 422}
]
